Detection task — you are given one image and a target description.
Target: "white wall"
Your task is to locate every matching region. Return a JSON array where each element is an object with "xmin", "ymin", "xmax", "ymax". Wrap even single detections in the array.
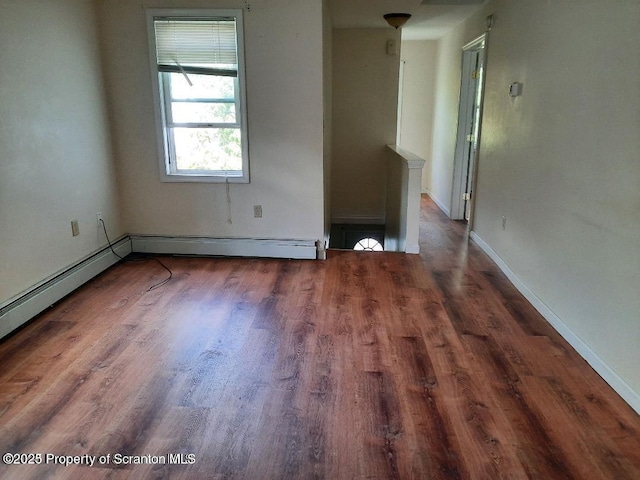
[
  {"xmin": 331, "ymin": 28, "xmax": 401, "ymax": 224},
  {"xmin": 398, "ymin": 40, "xmax": 438, "ymax": 193},
  {"xmin": 470, "ymin": 1, "xmax": 640, "ymax": 404},
  {"xmin": 323, "ymin": 0, "xmax": 333, "ymax": 248},
  {"xmin": 428, "ymin": 27, "xmax": 469, "ymax": 215},
  {"xmin": 96, "ymin": 0, "xmax": 325, "ymax": 243},
  {"xmin": 0, "ymin": 0, "xmax": 122, "ymax": 304}
]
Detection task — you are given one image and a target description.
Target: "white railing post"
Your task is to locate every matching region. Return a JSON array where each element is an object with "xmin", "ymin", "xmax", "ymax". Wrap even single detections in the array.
[{"xmin": 386, "ymin": 145, "xmax": 425, "ymax": 254}]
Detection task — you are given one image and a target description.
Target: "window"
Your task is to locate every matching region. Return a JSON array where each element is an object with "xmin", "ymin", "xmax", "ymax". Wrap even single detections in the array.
[
  {"xmin": 146, "ymin": 10, "xmax": 249, "ymax": 182},
  {"xmin": 353, "ymin": 238, "xmax": 384, "ymax": 252}
]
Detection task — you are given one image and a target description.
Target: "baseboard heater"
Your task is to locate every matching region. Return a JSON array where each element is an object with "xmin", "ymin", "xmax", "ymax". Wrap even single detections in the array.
[
  {"xmin": 129, "ymin": 235, "xmax": 318, "ymax": 260},
  {"xmin": 0, "ymin": 237, "xmax": 132, "ymax": 339}
]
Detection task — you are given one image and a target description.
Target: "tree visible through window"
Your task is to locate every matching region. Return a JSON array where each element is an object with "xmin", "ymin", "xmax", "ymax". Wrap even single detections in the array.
[{"xmin": 168, "ymin": 73, "xmax": 241, "ymax": 171}]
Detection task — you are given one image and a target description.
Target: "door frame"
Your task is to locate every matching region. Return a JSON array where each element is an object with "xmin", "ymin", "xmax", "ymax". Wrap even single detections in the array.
[{"xmin": 450, "ymin": 34, "xmax": 487, "ymax": 224}]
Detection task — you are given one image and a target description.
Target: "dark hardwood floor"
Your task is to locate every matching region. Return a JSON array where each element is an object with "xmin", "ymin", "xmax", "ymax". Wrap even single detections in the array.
[{"xmin": 0, "ymin": 195, "xmax": 638, "ymax": 479}]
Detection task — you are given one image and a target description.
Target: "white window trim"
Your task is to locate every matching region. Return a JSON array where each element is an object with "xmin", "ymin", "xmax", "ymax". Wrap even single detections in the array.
[{"xmin": 145, "ymin": 8, "xmax": 250, "ymax": 183}]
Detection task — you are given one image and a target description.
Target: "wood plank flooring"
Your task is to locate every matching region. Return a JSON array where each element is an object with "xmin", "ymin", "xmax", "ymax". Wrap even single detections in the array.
[{"xmin": 0, "ymin": 195, "xmax": 638, "ymax": 479}]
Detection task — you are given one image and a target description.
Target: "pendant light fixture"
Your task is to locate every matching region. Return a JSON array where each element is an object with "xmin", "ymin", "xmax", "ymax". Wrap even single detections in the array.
[{"xmin": 383, "ymin": 13, "xmax": 412, "ymax": 29}]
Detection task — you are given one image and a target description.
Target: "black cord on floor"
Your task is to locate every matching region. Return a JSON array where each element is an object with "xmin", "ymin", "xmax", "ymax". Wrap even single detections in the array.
[
  {"xmin": 100, "ymin": 218, "xmax": 172, "ymax": 291},
  {"xmin": 146, "ymin": 258, "xmax": 172, "ymax": 291}
]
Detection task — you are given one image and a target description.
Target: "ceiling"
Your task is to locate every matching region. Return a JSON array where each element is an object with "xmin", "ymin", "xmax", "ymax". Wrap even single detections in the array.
[{"xmin": 328, "ymin": 0, "xmax": 486, "ymax": 40}]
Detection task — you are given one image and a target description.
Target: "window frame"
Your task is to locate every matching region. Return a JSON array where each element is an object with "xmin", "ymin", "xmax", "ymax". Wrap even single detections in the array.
[{"xmin": 146, "ymin": 9, "xmax": 250, "ymax": 183}]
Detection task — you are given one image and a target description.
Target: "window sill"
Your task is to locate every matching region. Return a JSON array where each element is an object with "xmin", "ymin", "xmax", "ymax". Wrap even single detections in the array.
[{"xmin": 160, "ymin": 173, "xmax": 249, "ymax": 184}]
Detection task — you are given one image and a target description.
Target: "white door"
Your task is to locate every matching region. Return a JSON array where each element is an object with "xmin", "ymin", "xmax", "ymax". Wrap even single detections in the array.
[{"xmin": 450, "ymin": 35, "xmax": 486, "ymax": 222}]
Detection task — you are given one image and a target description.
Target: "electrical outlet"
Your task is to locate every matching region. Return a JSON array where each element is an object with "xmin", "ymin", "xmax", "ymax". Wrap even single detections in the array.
[
  {"xmin": 97, "ymin": 212, "xmax": 103, "ymax": 227},
  {"xmin": 253, "ymin": 205, "xmax": 262, "ymax": 218},
  {"xmin": 71, "ymin": 220, "xmax": 80, "ymax": 237}
]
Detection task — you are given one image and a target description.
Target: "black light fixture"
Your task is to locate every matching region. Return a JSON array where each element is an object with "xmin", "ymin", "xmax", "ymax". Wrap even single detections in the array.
[{"xmin": 384, "ymin": 13, "xmax": 412, "ymax": 29}]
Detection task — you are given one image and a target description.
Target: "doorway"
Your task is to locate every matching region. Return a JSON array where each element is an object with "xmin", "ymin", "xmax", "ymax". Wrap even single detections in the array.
[
  {"xmin": 329, "ymin": 223, "xmax": 385, "ymax": 251},
  {"xmin": 450, "ymin": 35, "xmax": 487, "ymax": 223}
]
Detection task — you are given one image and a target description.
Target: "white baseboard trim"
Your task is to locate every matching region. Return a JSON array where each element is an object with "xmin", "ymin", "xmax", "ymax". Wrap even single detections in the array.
[
  {"xmin": 331, "ymin": 214, "xmax": 385, "ymax": 225},
  {"xmin": 428, "ymin": 194, "xmax": 450, "ymax": 217},
  {"xmin": 405, "ymin": 243, "xmax": 420, "ymax": 255},
  {"xmin": 130, "ymin": 235, "xmax": 318, "ymax": 260},
  {"xmin": 469, "ymin": 231, "xmax": 640, "ymax": 414},
  {"xmin": 0, "ymin": 237, "xmax": 132, "ymax": 340}
]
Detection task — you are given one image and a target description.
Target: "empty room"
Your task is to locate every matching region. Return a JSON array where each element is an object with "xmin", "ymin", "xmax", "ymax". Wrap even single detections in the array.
[{"xmin": 1, "ymin": 0, "xmax": 639, "ymax": 478}]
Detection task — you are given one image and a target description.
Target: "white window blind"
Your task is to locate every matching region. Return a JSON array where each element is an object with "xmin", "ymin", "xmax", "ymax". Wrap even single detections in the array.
[{"xmin": 153, "ymin": 18, "xmax": 238, "ymax": 75}]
